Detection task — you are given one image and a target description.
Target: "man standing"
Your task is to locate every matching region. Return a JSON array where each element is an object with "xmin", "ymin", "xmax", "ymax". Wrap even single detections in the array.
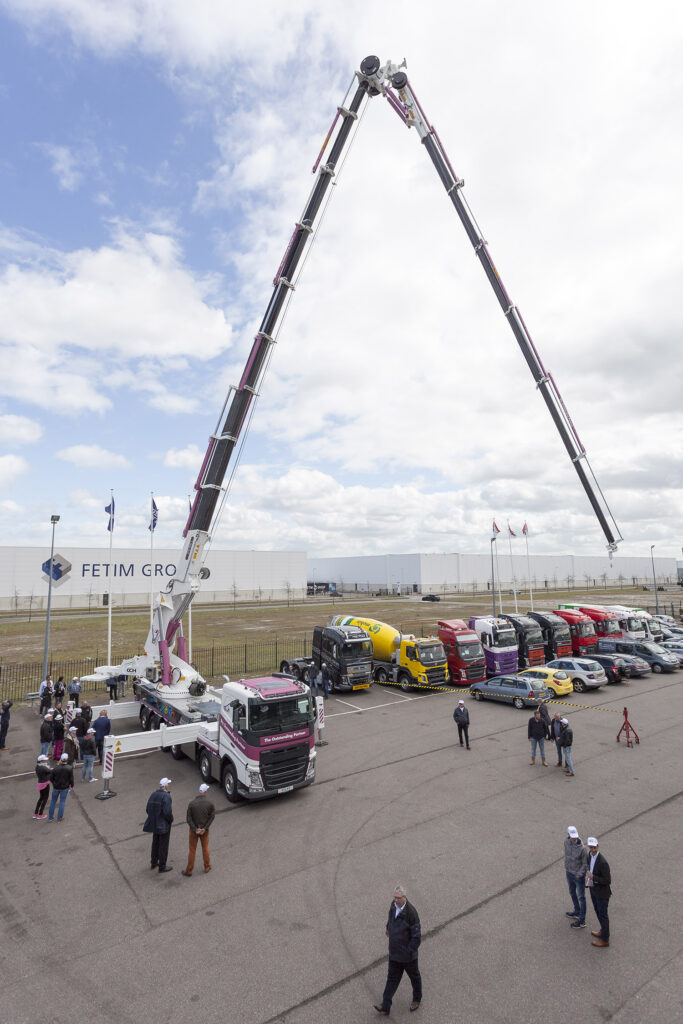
[
  {"xmin": 560, "ymin": 718, "xmax": 575, "ymax": 777},
  {"xmin": 106, "ymin": 675, "xmax": 118, "ymax": 701},
  {"xmin": 586, "ymin": 837, "xmax": 611, "ymax": 947},
  {"xmin": 64, "ymin": 726, "xmax": 79, "ymax": 764},
  {"xmin": 71, "ymin": 706, "xmax": 87, "ymax": 760},
  {"xmin": 528, "ymin": 709, "xmax": 548, "ymax": 765},
  {"xmin": 308, "ymin": 663, "xmax": 320, "ymax": 697},
  {"xmin": 67, "ymin": 676, "xmax": 82, "ymax": 708},
  {"xmin": 374, "ymin": 885, "xmax": 422, "ymax": 1015},
  {"xmin": 321, "ymin": 663, "xmax": 331, "ymax": 699},
  {"xmin": 564, "ymin": 826, "xmax": 587, "ymax": 929},
  {"xmin": 0, "ymin": 699, "xmax": 13, "ymax": 750},
  {"xmin": 143, "ymin": 778, "xmax": 174, "ymax": 873},
  {"xmin": 93, "ymin": 709, "xmax": 111, "ymax": 765},
  {"xmin": 80, "ymin": 728, "xmax": 97, "ymax": 782},
  {"xmin": 48, "ymin": 753, "xmax": 74, "ymax": 822},
  {"xmin": 549, "ymin": 713, "xmax": 564, "ymax": 767},
  {"xmin": 39, "ymin": 712, "xmax": 54, "ymax": 757},
  {"xmin": 52, "ymin": 714, "xmax": 65, "ymax": 762},
  {"xmin": 181, "ymin": 783, "xmax": 216, "ymax": 877},
  {"xmin": 39, "ymin": 675, "xmax": 54, "ymax": 715},
  {"xmin": 453, "ymin": 700, "xmax": 471, "ymax": 749}
]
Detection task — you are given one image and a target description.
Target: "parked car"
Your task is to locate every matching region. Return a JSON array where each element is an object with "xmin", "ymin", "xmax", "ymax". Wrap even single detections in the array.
[
  {"xmin": 517, "ymin": 666, "xmax": 573, "ymax": 697},
  {"xmin": 597, "ymin": 638, "xmax": 679, "ymax": 674},
  {"xmin": 660, "ymin": 640, "xmax": 683, "ymax": 666},
  {"xmin": 421, "ymin": 594, "xmax": 441, "ymax": 602},
  {"xmin": 469, "ymin": 674, "xmax": 549, "ymax": 709},
  {"xmin": 546, "ymin": 658, "xmax": 606, "ymax": 693},
  {"xmin": 611, "ymin": 653, "xmax": 651, "ymax": 678},
  {"xmin": 653, "ymin": 614, "xmax": 678, "ymax": 627},
  {"xmin": 590, "ymin": 653, "xmax": 631, "ymax": 684}
]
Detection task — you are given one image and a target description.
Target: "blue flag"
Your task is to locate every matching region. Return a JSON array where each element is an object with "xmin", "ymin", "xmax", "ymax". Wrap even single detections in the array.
[
  {"xmin": 105, "ymin": 496, "xmax": 115, "ymax": 532},
  {"xmin": 149, "ymin": 498, "xmax": 158, "ymax": 532}
]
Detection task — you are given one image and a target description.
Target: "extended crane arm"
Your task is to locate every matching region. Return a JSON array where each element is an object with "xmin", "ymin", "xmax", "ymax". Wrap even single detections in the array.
[{"xmin": 357, "ymin": 56, "xmax": 622, "ymax": 555}]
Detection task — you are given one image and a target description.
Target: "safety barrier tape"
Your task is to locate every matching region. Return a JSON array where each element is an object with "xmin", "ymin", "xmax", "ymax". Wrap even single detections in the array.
[{"xmin": 371, "ymin": 679, "xmax": 621, "ymax": 712}]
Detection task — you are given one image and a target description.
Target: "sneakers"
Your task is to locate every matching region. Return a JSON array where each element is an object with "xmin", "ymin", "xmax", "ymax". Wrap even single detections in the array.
[
  {"xmin": 570, "ymin": 920, "xmax": 586, "ymax": 929},
  {"xmin": 565, "ymin": 911, "xmax": 579, "ymax": 918},
  {"xmin": 89, "ymin": 777, "xmax": 98, "ymax": 782},
  {"xmin": 37, "ymin": 814, "xmax": 48, "ymax": 819}
]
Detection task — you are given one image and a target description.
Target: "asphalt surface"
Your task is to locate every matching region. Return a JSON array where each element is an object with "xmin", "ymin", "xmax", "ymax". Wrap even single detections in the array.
[{"xmin": 1, "ymin": 673, "xmax": 682, "ymax": 1024}]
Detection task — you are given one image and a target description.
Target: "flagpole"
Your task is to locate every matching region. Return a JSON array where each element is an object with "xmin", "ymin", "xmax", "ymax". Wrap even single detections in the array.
[
  {"xmin": 525, "ymin": 525, "xmax": 534, "ymax": 610},
  {"xmin": 507, "ymin": 520, "xmax": 518, "ymax": 613},
  {"xmin": 107, "ymin": 488, "xmax": 113, "ymax": 665},
  {"xmin": 150, "ymin": 491, "xmax": 154, "ymax": 630},
  {"xmin": 187, "ymin": 494, "xmax": 192, "ymax": 662},
  {"xmin": 490, "ymin": 537, "xmax": 497, "ymax": 616},
  {"xmin": 495, "ymin": 539, "xmax": 503, "ymax": 613}
]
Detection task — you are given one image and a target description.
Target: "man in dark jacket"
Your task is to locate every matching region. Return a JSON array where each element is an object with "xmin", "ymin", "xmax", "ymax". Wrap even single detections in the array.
[
  {"xmin": 320, "ymin": 663, "xmax": 331, "ymax": 699},
  {"xmin": 528, "ymin": 709, "xmax": 548, "ymax": 765},
  {"xmin": 48, "ymin": 753, "xmax": 74, "ymax": 821},
  {"xmin": 0, "ymin": 699, "xmax": 13, "ymax": 750},
  {"xmin": 453, "ymin": 700, "xmax": 471, "ymax": 749},
  {"xmin": 586, "ymin": 837, "xmax": 612, "ymax": 947},
  {"xmin": 93, "ymin": 710, "xmax": 111, "ymax": 764},
  {"xmin": 560, "ymin": 718, "xmax": 575, "ymax": 777},
  {"xmin": 549, "ymin": 712, "xmax": 564, "ymax": 766},
  {"xmin": 39, "ymin": 713, "xmax": 54, "ymax": 757},
  {"xmin": 374, "ymin": 885, "xmax": 422, "ymax": 1015},
  {"xmin": 181, "ymin": 783, "xmax": 216, "ymax": 877},
  {"xmin": 143, "ymin": 778, "xmax": 174, "ymax": 873}
]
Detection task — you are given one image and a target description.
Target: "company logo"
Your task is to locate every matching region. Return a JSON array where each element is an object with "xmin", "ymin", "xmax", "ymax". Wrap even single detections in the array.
[{"xmin": 41, "ymin": 553, "xmax": 72, "ymax": 588}]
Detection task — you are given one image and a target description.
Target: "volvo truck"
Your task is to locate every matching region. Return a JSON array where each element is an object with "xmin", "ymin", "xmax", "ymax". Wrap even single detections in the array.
[
  {"xmin": 437, "ymin": 619, "xmax": 486, "ymax": 685},
  {"xmin": 468, "ymin": 616, "xmax": 519, "ymax": 675},
  {"xmin": 551, "ymin": 608, "xmax": 598, "ymax": 655},
  {"xmin": 280, "ymin": 623, "xmax": 373, "ymax": 692},
  {"xmin": 527, "ymin": 610, "xmax": 573, "ymax": 660},
  {"xmin": 501, "ymin": 614, "xmax": 545, "ymax": 669},
  {"xmin": 330, "ymin": 615, "xmax": 449, "ymax": 690}
]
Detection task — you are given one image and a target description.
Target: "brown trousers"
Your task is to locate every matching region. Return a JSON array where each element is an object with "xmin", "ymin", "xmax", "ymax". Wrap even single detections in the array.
[{"xmin": 185, "ymin": 828, "xmax": 211, "ymax": 873}]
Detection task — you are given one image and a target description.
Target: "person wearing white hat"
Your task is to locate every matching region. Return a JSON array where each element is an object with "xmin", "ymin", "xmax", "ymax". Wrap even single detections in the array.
[
  {"xmin": 453, "ymin": 700, "xmax": 471, "ymax": 750},
  {"xmin": 64, "ymin": 726, "xmax": 79, "ymax": 765},
  {"xmin": 67, "ymin": 675, "xmax": 82, "ymax": 707},
  {"xmin": 80, "ymin": 728, "xmax": 97, "ymax": 783},
  {"xmin": 564, "ymin": 826, "xmax": 587, "ymax": 928},
  {"xmin": 33, "ymin": 754, "xmax": 53, "ymax": 819},
  {"xmin": 52, "ymin": 713, "xmax": 65, "ymax": 762},
  {"xmin": 560, "ymin": 718, "xmax": 575, "ymax": 777},
  {"xmin": 39, "ymin": 712, "xmax": 54, "ymax": 757},
  {"xmin": 143, "ymin": 778, "xmax": 174, "ymax": 873},
  {"xmin": 48, "ymin": 754, "xmax": 74, "ymax": 822},
  {"xmin": 38, "ymin": 674, "xmax": 54, "ymax": 715},
  {"xmin": 585, "ymin": 838, "xmax": 612, "ymax": 947},
  {"xmin": 181, "ymin": 783, "xmax": 216, "ymax": 877}
]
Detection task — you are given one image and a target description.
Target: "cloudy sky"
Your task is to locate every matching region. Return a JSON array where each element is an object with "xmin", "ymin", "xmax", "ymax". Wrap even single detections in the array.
[{"xmin": 1, "ymin": 0, "xmax": 682, "ymax": 560}]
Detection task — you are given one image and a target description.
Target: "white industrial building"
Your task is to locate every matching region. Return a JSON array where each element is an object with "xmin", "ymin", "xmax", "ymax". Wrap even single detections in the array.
[
  {"xmin": 0, "ymin": 546, "xmax": 306, "ymax": 611},
  {"xmin": 307, "ymin": 551, "xmax": 680, "ymax": 595}
]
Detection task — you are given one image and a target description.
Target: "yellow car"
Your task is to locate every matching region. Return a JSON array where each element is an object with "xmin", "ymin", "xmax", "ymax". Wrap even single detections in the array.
[{"xmin": 518, "ymin": 667, "xmax": 573, "ymax": 698}]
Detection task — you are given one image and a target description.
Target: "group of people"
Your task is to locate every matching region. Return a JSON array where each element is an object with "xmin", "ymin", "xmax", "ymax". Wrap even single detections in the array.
[
  {"xmin": 38, "ymin": 674, "xmax": 83, "ymax": 712},
  {"xmin": 528, "ymin": 707, "xmax": 576, "ymax": 776},
  {"xmin": 33, "ymin": 704, "xmax": 112, "ymax": 820},
  {"xmin": 142, "ymin": 777, "xmax": 216, "ymax": 877}
]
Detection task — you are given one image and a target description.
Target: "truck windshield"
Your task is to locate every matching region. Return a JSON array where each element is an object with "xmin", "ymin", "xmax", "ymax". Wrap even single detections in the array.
[
  {"xmin": 602, "ymin": 620, "xmax": 620, "ymax": 635},
  {"xmin": 625, "ymin": 618, "xmax": 645, "ymax": 633},
  {"xmin": 577, "ymin": 622, "xmax": 596, "ymax": 638},
  {"xmin": 342, "ymin": 640, "xmax": 372, "ymax": 657},
  {"xmin": 491, "ymin": 629, "xmax": 516, "ymax": 648},
  {"xmin": 552, "ymin": 625, "xmax": 571, "ymax": 642},
  {"xmin": 248, "ymin": 697, "xmax": 312, "ymax": 734},
  {"xmin": 457, "ymin": 641, "xmax": 484, "ymax": 661},
  {"xmin": 417, "ymin": 643, "xmax": 446, "ymax": 664},
  {"xmin": 525, "ymin": 628, "xmax": 543, "ymax": 645}
]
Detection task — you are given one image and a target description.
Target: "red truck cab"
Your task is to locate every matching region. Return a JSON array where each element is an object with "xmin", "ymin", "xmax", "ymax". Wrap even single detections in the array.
[
  {"xmin": 437, "ymin": 619, "xmax": 486, "ymax": 685},
  {"xmin": 552, "ymin": 608, "xmax": 598, "ymax": 655},
  {"xmin": 576, "ymin": 607, "xmax": 622, "ymax": 639}
]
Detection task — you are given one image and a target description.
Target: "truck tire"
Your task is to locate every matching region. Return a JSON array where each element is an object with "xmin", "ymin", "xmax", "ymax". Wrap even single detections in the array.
[
  {"xmin": 572, "ymin": 678, "xmax": 585, "ymax": 693},
  {"xmin": 399, "ymin": 674, "xmax": 412, "ymax": 693},
  {"xmin": 279, "ymin": 660, "xmax": 293, "ymax": 675},
  {"xmin": 376, "ymin": 668, "xmax": 388, "ymax": 683},
  {"xmin": 198, "ymin": 749, "xmax": 213, "ymax": 783},
  {"xmin": 170, "ymin": 744, "xmax": 186, "ymax": 761},
  {"xmin": 221, "ymin": 761, "xmax": 242, "ymax": 804},
  {"xmin": 139, "ymin": 706, "xmax": 152, "ymax": 731}
]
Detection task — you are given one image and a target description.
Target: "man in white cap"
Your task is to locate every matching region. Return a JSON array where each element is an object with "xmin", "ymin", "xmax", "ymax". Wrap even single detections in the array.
[
  {"xmin": 586, "ymin": 837, "xmax": 612, "ymax": 947},
  {"xmin": 181, "ymin": 783, "xmax": 216, "ymax": 877},
  {"xmin": 564, "ymin": 826, "xmax": 587, "ymax": 928},
  {"xmin": 143, "ymin": 778, "xmax": 174, "ymax": 873},
  {"xmin": 48, "ymin": 753, "xmax": 74, "ymax": 822},
  {"xmin": 453, "ymin": 700, "xmax": 471, "ymax": 749},
  {"xmin": 80, "ymin": 728, "xmax": 97, "ymax": 783},
  {"xmin": 39, "ymin": 711, "xmax": 54, "ymax": 757},
  {"xmin": 560, "ymin": 717, "xmax": 575, "ymax": 777}
]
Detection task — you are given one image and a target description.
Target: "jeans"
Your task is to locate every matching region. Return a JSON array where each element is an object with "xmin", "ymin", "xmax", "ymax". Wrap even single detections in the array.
[
  {"xmin": 530, "ymin": 737, "xmax": 545, "ymax": 759},
  {"xmin": 381, "ymin": 958, "xmax": 422, "ymax": 1010},
  {"xmin": 81, "ymin": 754, "xmax": 95, "ymax": 781},
  {"xmin": 40, "ymin": 741, "xmax": 51, "ymax": 756},
  {"xmin": 589, "ymin": 890, "xmax": 610, "ymax": 941},
  {"xmin": 566, "ymin": 871, "xmax": 587, "ymax": 921},
  {"xmin": 48, "ymin": 788, "xmax": 69, "ymax": 821},
  {"xmin": 554, "ymin": 738, "xmax": 563, "ymax": 763},
  {"xmin": 564, "ymin": 745, "xmax": 574, "ymax": 773}
]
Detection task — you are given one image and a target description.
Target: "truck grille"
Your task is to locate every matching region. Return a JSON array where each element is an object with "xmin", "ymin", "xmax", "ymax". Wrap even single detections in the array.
[
  {"xmin": 425, "ymin": 666, "xmax": 448, "ymax": 684},
  {"xmin": 260, "ymin": 743, "xmax": 309, "ymax": 789},
  {"xmin": 466, "ymin": 665, "xmax": 484, "ymax": 680}
]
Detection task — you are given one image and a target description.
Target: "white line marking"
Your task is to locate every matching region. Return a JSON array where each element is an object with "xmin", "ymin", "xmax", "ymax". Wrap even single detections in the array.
[
  {"xmin": 325, "ymin": 692, "xmax": 436, "ymax": 718},
  {"xmin": 334, "ymin": 698, "xmax": 363, "ymax": 711},
  {"xmin": 0, "ymin": 749, "xmax": 155, "ymax": 782}
]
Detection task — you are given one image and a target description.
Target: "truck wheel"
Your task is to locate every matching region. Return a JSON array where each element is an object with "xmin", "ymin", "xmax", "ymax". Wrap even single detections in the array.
[
  {"xmin": 198, "ymin": 749, "xmax": 213, "ymax": 782},
  {"xmin": 399, "ymin": 674, "xmax": 412, "ymax": 692},
  {"xmin": 221, "ymin": 762, "xmax": 242, "ymax": 804},
  {"xmin": 279, "ymin": 660, "xmax": 291, "ymax": 674},
  {"xmin": 513, "ymin": 697, "xmax": 525, "ymax": 709},
  {"xmin": 139, "ymin": 706, "xmax": 152, "ymax": 731},
  {"xmin": 170, "ymin": 744, "xmax": 186, "ymax": 761},
  {"xmin": 652, "ymin": 663, "xmax": 662, "ymax": 673},
  {"xmin": 572, "ymin": 678, "xmax": 585, "ymax": 693},
  {"xmin": 376, "ymin": 668, "xmax": 388, "ymax": 683}
]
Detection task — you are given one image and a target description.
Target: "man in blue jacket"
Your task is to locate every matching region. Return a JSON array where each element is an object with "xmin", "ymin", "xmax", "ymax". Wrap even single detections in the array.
[
  {"xmin": 143, "ymin": 778, "xmax": 174, "ymax": 873},
  {"xmin": 374, "ymin": 884, "xmax": 422, "ymax": 1015},
  {"xmin": 93, "ymin": 709, "xmax": 111, "ymax": 765}
]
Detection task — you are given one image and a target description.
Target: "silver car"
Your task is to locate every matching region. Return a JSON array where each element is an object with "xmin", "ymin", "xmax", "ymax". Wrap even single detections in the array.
[{"xmin": 546, "ymin": 658, "xmax": 606, "ymax": 693}]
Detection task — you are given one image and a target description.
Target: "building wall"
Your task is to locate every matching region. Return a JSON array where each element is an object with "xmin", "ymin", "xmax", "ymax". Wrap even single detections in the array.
[{"xmin": 0, "ymin": 547, "xmax": 306, "ymax": 611}]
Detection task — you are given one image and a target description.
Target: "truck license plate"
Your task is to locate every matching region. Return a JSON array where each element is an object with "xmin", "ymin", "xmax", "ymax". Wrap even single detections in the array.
[{"xmin": 278, "ymin": 785, "xmax": 294, "ymax": 794}]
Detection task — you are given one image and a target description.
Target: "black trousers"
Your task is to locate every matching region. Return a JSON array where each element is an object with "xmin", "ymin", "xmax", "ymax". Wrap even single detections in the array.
[
  {"xmin": 457, "ymin": 723, "xmax": 470, "ymax": 747},
  {"xmin": 589, "ymin": 889, "xmax": 610, "ymax": 941},
  {"xmin": 381, "ymin": 958, "xmax": 422, "ymax": 1010},
  {"xmin": 34, "ymin": 786, "xmax": 50, "ymax": 815},
  {"xmin": 150, "ymin": 831, "xmax": 170, "ymax": 869}
]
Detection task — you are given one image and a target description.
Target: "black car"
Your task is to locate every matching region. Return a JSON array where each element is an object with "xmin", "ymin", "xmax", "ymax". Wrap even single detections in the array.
[
  {"xmin": 421, "ymin": 594, "xmax": 441, "ymax": 602},
  {"xmin": 610, "ymin": 653, "xmax": 651, "ymax": 678},
  {"xmin": 590, "ymin": 653, "xmax": 630, "ymax": 683}
]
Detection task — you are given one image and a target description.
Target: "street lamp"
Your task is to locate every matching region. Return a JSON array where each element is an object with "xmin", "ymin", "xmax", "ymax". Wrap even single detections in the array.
[
  {"xmin": 42, "ymin": 514, "xmax": 60, "ymax": 683},
  {"xmin": 650, "ymin": 544, "xmax": 659, "ymax": 615}
]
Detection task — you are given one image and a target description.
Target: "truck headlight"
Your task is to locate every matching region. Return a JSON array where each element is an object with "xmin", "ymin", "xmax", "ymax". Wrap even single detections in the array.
[
  {"xmin": 419, "ymin": 673, "xmax": 427, "ymax": 682},
  {"xmin": 248, "ymin": 769, "xmax": 264, "ymax": 790},
  {"xmin": 305, "ymin": 754, "xmax": 316, "ymax": 780}
]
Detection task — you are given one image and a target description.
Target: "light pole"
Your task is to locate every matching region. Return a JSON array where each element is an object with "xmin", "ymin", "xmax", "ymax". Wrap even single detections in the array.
[
  {"xmin": 650, "ymin": 544, "xmax": 659, "ymax": 615},
  {"xmin": 42, "ymin": 514, "xmax": 60, "ymax": 683}
]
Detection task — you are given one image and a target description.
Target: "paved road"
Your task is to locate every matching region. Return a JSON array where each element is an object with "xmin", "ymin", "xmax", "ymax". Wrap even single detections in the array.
[{"xmin": 1, "ymin": 674, "xmax": 681, "ymax": 1024}]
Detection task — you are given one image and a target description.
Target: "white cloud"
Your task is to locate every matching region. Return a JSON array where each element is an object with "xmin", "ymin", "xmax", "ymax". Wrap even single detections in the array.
[
  {"xmin": 57, "ymin": 444, "xmax": 131, "ymax": 468},
  {"xmin": 39, "ymin": 143, "xmax": 91, "ymax": 191},
  {"xmin": 0, "ymin": 453, "xmax": 29, "ymax": 488},
  {"xmin": 164, "ymin": 444, "xmax": 203, "ymax": 470},
  {"xmin": 0, "ymin": 414, "xmax": 43, "ymax": 445}
]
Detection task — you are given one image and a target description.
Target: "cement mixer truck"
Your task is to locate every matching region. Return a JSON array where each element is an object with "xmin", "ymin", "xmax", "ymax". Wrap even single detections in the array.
[{"xmin": 330, "ymin": 615, "xmax": 449, "ymax": 691}]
